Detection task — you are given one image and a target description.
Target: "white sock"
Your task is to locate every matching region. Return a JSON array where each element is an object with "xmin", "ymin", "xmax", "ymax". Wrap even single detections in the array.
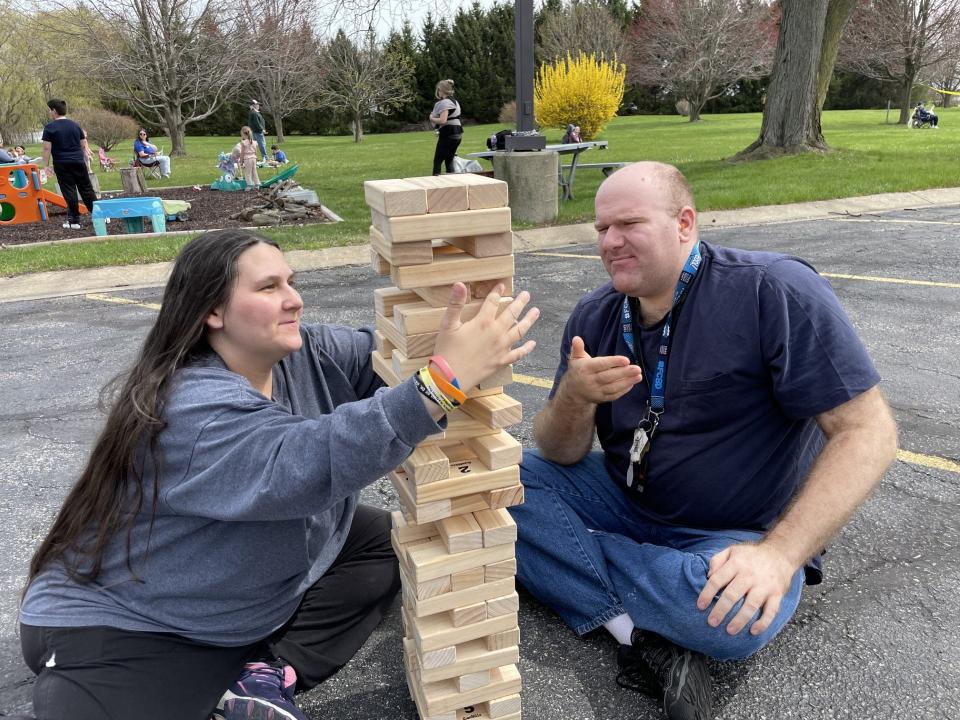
[{"xmin": 604, "ymin": 613, "xmax": 635, "ymax": 646}]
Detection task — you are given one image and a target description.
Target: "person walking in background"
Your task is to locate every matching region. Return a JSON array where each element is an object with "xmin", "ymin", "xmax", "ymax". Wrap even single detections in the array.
[
  {"xmin": 429, "ymin": 79, "xmax": 463, "ymax": 175},
  {"xmin": 238, "ymin": 126, "xmax": 260, "ymax": 190},
  {"xmin": 248, "ymin": 100, "xmax": 268, "ymax": 161},
  {"xmin": 134, "ymin": 129, "xmax": 172, "ymax": 177},
  {"xmin": 41, "ymin": 99, "xmax": 98, "ymax": 231}
]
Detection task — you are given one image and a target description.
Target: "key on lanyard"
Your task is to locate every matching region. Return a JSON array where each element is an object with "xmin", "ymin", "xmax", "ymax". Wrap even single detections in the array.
[{"xmin": 625, "ymin": 414, "xmax": 657, "ymax": 492}]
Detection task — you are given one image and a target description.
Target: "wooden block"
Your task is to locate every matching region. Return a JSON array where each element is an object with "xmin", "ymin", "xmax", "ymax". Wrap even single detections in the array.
[
  {"xmin": 403, "ymin": 445, "xmax": 450, "ymax": 486},
  {"xmin": 473, "ymin": 508, "xmax": 518, "ymax": 547},
  {"xmin": 370, "ymin": 225, "xmax": 433, "ymax": 266},
  {"xmin": 423, "ymin": 409, "xmax": 500, "ymax": 445},
  {"xmin": 422, "ymin": 644, "xmax": 458, "ymax": 669},
  {"xmin": 390, "ymin": 348, "xmax": 425, "ymax": 378},
  {"xmin": 477, "ymin": 365, "xmax": 514, "ymax": 391},
  {"xmin": 370, "ymin": 350, "xmax": 401, "ymax": 386},
  {"xmin": 404, "ymin": 175, "xmax": 470, "ymax": 213},
  {"xmin": 460, "ymin": 394, "xmax": 522, "ymax": 429},
  {"xmin": 373, "ymin": 207, "xmax": 511, "ymax": 244},
  {"xmin": 392, "ymin": 253, "xmax": 515, "ymax": 290},
  {"xmin": 486, "ymin": 592, "xmax": 520, "ymax": 618},
  {"xmin": 484, "ymin": 558, "xmax": 517, "ymax": 582},
  {"xmin": 416, "ymin": 575, "xmax": 454, "ymax": 600},
  {"xmin": 414, "ymin": 284, "xmax": 457, "ymax": 307},
  {"xmin": 443, "ymin": 173, "xmax": 510, "ymax": 209},
  {"xmin": 437, "ymin": 513, "xmax": 483, "ymax": 553},
  {"xmin": 373, "ymin": 329, "xmax": 395, "ymax": 358},
  {"xmin": 370, "ymin": 247, "xmax": 390, "ymax": 275},
  {"xmin": 456, "ymin": 668, "xmax": 491, "ymax": 693},
  {"xmin": 485, "ymin": 693, "xmax": 522, "ymax": 718},
  {"xmin": 443, "ymin": 231, "xmax": 513, "ymax": 258},
  {"xmin": 374, "ymin": 286, "xmax": 420, "ymax": 317},
  {"xmin": 363, "ymin": 178, "xmax": 427, "ymax": 217},
  {"xmin": 375, "ymin": 312, "xmax": 437, "ymax": 357},
  {"xmin": 412, "ymin": 454, "xmax": 520, "ymax": 505},
  {"xmin": 449, "ymin": 601, "xmax": 487, "ymax": 628},
  {"xmin": 407, "ymin": 637, "xmax": 519, "ymax": 684},
  {"xmin": 406, "ymin": 536, "xmax": 517, "ymax": 584},
  {"xmin": 464, "ymin": 432, "xmax": 522, "ymax": 472},
  {"xmin": 485, "ymin": 627, "xmax": 520, "ymax": 651},
  {"xmin": 450, "ymin": 566, "xmax": 485, "ymax": 591},
  {"xmin": 485, "ymin": 484, "xmax": 524, "ymax": 510},
  {"xmin": 406, "ymin": 575, "xmax": 514, "ymax": 618},
  {"xmin": 471, "ymin": 277, "xmax": 514, "ymax": 299},
  {"xmin": 421, "ymin": 664, "xmax": 521, "ymax": 716},
  {"xmin": 391, "ymin": 510, "xmax": 437, "ymax": 545},
  {"xmin": 415, "ymin": 609, "xmax": 519, "ymax": 653}
]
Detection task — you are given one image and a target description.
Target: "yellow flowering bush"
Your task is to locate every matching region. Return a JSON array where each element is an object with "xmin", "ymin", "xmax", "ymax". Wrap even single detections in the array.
[{"xmin": 535, "ymin": 52, "xmax": 625, "ymax": 140}]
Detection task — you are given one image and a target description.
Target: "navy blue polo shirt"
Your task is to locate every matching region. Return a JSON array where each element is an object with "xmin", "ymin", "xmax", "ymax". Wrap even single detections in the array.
[
  {"xmin": 552, "ymin": 242, "xmax": 880, "ymax": 535},
  {"xmin": 42, "ymin": 118, "xmax": 87, "ymax": 165}
]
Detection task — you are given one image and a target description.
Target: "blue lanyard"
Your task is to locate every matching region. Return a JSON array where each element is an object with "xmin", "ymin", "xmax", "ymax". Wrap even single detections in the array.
[{"xmin": 620, "ymin": 242, "xmax": 702, "ymax": 413}]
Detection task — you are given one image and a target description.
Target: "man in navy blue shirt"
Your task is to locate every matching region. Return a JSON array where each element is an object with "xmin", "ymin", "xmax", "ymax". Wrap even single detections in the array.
[
  {"xmin": 510, "ymin": 162, "xmax": 898, "ymax": 720},
  {"xmin": 41, "ymin": 98, "xmax": 97, "ymax": 230}
]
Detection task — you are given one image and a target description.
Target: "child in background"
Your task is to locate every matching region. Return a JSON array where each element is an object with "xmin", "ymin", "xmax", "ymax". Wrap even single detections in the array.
[
  {"xmin": 238, "ymin": 126, "xmax": 260, "ymax": 190},
  {"xmin": 271, "ymin": 145, "xmax": 288, "ymax": 164}
]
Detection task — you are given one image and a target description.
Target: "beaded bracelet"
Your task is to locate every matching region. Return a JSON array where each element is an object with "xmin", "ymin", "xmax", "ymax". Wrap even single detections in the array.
[{"xmin": 428, "ymin": 354, "xmax": 461, "ymax": 389}]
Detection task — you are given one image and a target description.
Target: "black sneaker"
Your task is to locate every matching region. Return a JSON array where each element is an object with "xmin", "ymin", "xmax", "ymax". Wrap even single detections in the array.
[{"xmin": 616, "ymin": 628, "xmax": 713, "ymax": 720}]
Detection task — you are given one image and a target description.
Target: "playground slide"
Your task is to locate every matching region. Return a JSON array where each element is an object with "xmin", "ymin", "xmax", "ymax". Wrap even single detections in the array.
[{"xmin": 40, "ymin": 189, "xmax": 89, "ymax": 215}]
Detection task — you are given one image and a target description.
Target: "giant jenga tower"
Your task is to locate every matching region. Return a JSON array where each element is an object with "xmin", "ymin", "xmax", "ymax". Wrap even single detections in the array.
[{"xmin": 364, "ymin": 174, "xmax": 524, "ymax": 720}]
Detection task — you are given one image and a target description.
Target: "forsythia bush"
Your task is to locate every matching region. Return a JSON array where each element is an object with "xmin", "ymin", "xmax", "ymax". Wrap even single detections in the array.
[{"xmin": 535, "ymin": 52, "xmax": 625, "ymax": 140}]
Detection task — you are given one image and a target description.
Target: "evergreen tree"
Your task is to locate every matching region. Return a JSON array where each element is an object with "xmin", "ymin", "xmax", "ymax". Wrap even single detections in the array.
[{"xmin": 381, "ymin": 22, "xmax": 421, "ymax": 126}]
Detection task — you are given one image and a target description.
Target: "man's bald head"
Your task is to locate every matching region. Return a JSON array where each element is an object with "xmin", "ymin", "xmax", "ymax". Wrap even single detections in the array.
[{"xmin": 598, "ymin": 161, "xmax": 695, "ymax": 218}]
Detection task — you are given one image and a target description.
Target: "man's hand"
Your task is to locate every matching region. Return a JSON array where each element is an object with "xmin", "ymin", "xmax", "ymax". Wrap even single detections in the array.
[
  {"xmin": 560, "ymin": 336, "xmax": 643, "ymax": 405},
  {"xmin": 696, "ymin": 542, "xmax": 797, "ymax": 636}
]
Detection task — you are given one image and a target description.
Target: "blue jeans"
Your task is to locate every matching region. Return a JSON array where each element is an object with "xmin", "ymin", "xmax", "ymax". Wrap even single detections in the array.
[
  {"xmin": 510, "ymin": 450, "xmax": 805, "ymax": 660},
  {"xmin": 253, "ymin": 132, "xmax": 267, "ymax": 160}
]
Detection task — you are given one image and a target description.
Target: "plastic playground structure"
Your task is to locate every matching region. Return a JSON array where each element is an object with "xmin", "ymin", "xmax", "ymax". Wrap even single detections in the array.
[{"xmin": 0, "ymin": 163, "xmax": 88, "ymax": 225}]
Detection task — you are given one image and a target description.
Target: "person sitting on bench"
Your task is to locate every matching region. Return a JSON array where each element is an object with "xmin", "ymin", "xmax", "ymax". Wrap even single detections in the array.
[{"xmin": 562, "ymin": 123, "xmax": 583, "ymax": 144}]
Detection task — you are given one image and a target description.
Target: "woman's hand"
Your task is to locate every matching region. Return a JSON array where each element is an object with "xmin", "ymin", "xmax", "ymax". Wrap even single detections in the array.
[{"xmin": 432, "ymin": 283, "xmax": 539, "ymax": 390}]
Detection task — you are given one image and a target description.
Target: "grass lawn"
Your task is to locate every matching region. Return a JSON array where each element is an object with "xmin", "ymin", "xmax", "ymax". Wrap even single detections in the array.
[{"xmin": 4, "ymin": 107, "xmax": 958, "ymax": 276}]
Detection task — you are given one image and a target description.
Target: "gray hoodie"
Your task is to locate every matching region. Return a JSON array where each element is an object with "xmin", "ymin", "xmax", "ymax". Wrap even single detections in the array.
[{"xmin": 20, "ymin": 323, "xmax": 441, "ymax": 645}]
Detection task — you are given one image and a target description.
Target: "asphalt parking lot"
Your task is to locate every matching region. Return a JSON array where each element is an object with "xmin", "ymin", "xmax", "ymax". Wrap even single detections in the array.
[{"xmin": 1, "ymin": 205, "xmax": 958, "ymax": 719}]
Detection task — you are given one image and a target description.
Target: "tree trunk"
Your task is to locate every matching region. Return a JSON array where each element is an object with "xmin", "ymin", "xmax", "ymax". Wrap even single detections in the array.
[
  {"xmin": 273, "ymin": 114, "xmax": 285, "ymax": 144},
  {"xmin": 811, "ymin": 0, "xmax": 857, "ymax": 147},
  {"xmin": 353, "ymin": 111, "xmax": 364, "ymax": 143},
  {"xmin": 688, "ymin": 102, "xmax": 702, "ymax": 123},
  {"xmin": 898, "ymin": 70, "xmax": 917, "ymax": 124},
  {"xmin": 736, "ymin": 0, "xmax": 829, "ymax": 159},
  {"xmin": 165, "ymin": 105, "xmax": 187, "ymax": 157}
]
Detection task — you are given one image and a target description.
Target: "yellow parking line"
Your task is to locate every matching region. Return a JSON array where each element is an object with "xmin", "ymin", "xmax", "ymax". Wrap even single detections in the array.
[
  {"xmin": 85, "ymin": 293, "xmax": 161, "ymax": 310},
  {"xmin": 896, "ymin": 449, "xmax": 960, "ymax": 475},
  {"xmin": 821, "ymin": 273, "xmax": 960, "ymax": 289},
  {"xmin": 512, "ymin": 373, "xmax": 959, "ymax": 476},
  {"xmin": 530, "ymin": 252, "xmax": 960, "ymax": 289}
]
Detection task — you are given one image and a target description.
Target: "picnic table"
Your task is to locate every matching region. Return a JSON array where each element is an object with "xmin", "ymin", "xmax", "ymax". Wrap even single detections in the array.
[{"xmin": 466, "ymin": 141, "xmax": 624, "ymax": 200}]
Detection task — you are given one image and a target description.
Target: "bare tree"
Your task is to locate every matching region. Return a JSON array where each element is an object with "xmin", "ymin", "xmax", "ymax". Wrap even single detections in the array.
[
  {"xmin": 627, "ymin": 0, "xmax": 775, "ymax": 123},
  {"xmin": 928, "ymin": 56, "xmax": 960, "ymax": 106},
  {"xmin": 319, "ymin": 30, "xmax": 414, "ymax": 143},
  {"xmin": 839, "ymin": 0, "xmax": 960, "ymax": 123},
  {"xmin": 0, "ymin": 12, "xmax": 44, "ymax": 143},
  {"xmin": 737, "ymin": 0, "xmax": 857, "ymax": 158},
  {"xmin": 538, "ymin": 0, "xmax": 625, "ymax": 64},
  {"xmin": 239, "ymin": 0, "xmax": 323, "ymax": 143},
  {"xmin": 45, "ymin": 0, "xmax": 249, "ymax": 156}
]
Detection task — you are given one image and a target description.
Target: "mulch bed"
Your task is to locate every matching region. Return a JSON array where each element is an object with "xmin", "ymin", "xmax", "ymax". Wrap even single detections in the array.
[{"xmin": 1, "ymin": 185, "xmax": 334, "ymax": 247}]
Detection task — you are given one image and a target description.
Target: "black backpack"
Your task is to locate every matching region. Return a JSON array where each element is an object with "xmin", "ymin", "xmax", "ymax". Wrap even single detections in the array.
[{"xmin": 486, "ymin": 129, "xmax": 513, "ymax": 151}]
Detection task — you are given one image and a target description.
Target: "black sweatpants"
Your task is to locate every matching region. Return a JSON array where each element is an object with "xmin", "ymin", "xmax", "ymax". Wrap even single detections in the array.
[
  {"xmin": 20, "ymin": 505, "xmax": 401, "ymax": 720},
  {"xmin": 52, "ymin": 162, "xmax": 97, "ymax": 224},
  {"xmin": 432, "ymin": 128, "xmax": 463, "ymax": 175}
]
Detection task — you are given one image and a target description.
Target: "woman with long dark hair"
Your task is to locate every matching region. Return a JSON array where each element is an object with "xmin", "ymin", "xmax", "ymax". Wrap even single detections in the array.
[
  {"xmin": 18, "ymin": 229, "xmax": 539, "ymax": 720},
  {"xmin": 429, "ymin": 79, "xmax": 463, "ymax": 175}
]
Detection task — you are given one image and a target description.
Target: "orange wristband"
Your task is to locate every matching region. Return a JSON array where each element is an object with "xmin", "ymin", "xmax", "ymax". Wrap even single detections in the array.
[{"xmin": 428, "ymin": 367, "xmax": 467, "ymax": 405}]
